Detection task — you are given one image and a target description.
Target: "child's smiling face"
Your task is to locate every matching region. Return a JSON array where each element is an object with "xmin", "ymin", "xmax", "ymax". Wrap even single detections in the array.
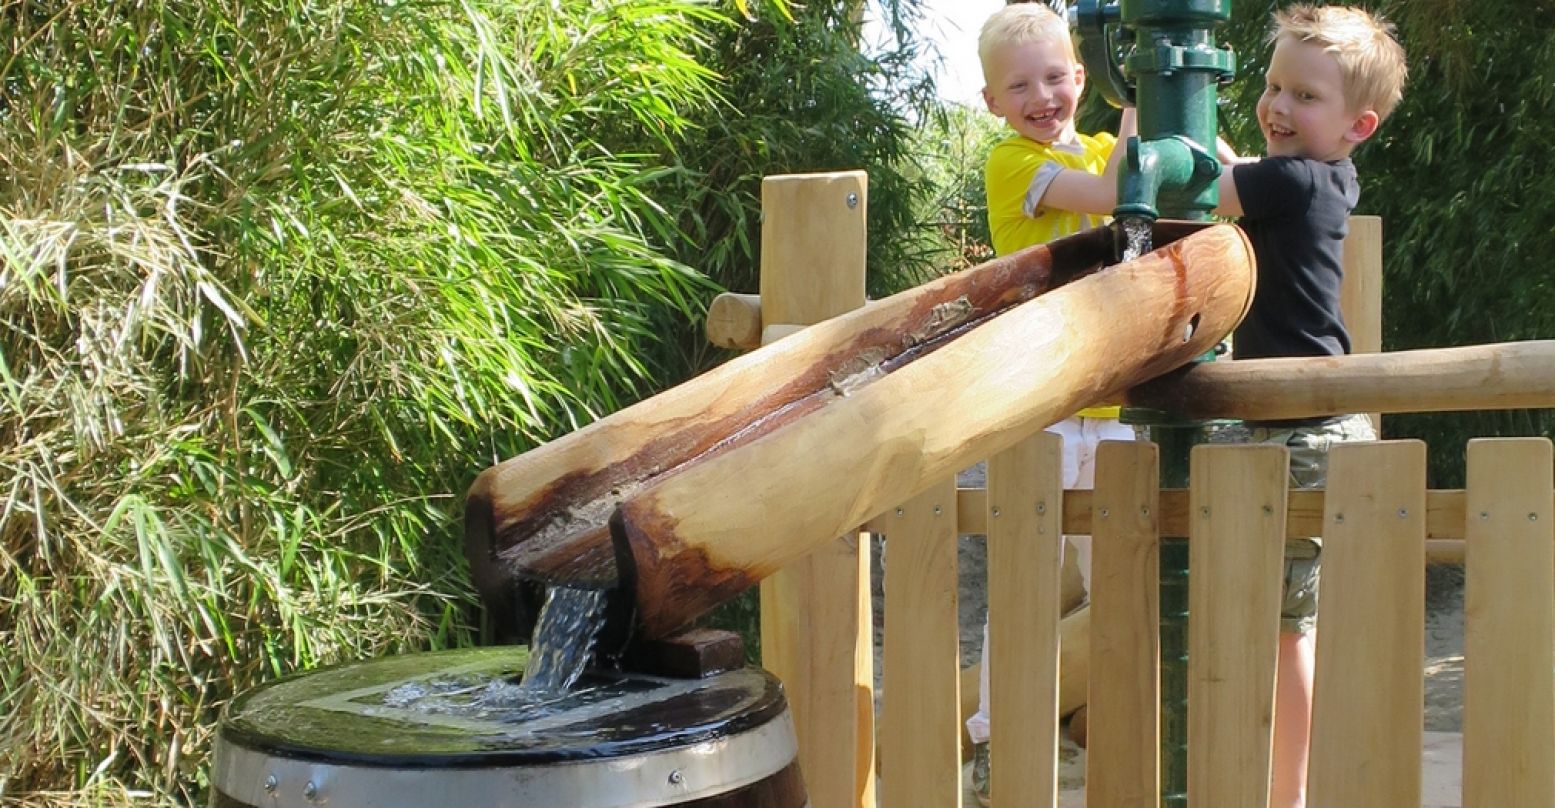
[
  {"xmin": 1257, "ymin": 35, "xmax": 1379, "ymax": 162},
  {"xmin": 982, "ymin": 36, "xmax": 1084, "ymax": 145}
]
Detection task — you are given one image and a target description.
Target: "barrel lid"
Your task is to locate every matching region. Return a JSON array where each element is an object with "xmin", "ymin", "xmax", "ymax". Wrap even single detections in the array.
[{"xmin": 218, "ymin": 647, "xmax": 787, "ymax": 767}]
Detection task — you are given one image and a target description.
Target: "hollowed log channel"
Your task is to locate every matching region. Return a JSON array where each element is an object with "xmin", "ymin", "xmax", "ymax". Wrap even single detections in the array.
[{"xmin": 463, "ymin": 221, "xmax": 1245, "ymax": 640}]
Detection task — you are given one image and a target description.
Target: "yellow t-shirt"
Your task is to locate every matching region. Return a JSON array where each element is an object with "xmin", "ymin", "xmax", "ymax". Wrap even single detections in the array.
[{"xmin": 985, "ymin": 132, "xmax": 1120, "ymax": 419}]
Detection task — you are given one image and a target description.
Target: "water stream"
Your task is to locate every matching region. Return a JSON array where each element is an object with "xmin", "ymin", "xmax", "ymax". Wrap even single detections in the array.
[
  {"xmin": 1118, "ymin": 214, "xmax": 1154, "ymax": 263},
  {"xmin": 517, "ymin": 585, "xmax": 612, "ymax": 698}
]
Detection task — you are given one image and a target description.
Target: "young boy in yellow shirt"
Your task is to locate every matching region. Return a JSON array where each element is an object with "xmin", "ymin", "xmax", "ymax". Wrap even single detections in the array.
[
  {"xmin": 967, "ymin": 4, "xmax": 1136, "ymax": 804},
  {"xmin": 1214, "ymin": 7, "xmax": 1407, "ymax": 807}
]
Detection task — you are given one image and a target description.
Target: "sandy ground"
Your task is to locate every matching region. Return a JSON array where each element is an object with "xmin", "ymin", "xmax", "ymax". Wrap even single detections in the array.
[{"xmin": 868, "ymin": 460, "xmax": 1468, "ymax": 802}]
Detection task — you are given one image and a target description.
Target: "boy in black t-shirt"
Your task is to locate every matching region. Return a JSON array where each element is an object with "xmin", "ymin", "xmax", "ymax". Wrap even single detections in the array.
[{"xmin": 1213, "ymin": 6, "xmax": 1407, "ymax": 807}]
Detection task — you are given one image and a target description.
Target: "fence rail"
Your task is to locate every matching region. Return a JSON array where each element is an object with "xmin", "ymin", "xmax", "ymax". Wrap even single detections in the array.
[{"xmin": 876, "ymin": 486, "xmax": 1523, "ymax": 565}]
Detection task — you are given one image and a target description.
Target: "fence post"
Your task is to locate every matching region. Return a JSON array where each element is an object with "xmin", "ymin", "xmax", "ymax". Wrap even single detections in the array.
[
  {"xmin": 1341, "ymin": 215, "xmax": 1383, "ymax": 431},
  {"xmin": 1088, "ymin": 440, "xmax": 1163, "ymax": 807},
  {"xmin": 986, "ymin": 431, "xmax": 1066, "ymax": 806},
  {"xmin": 1463, "ymin": 438, "xmax": 1555, "ymax": 806},
  {"xmin": 1308, "ymin": 441, "xmax": 1427, "ymax": 805},
  {"xmin": 755, "ymin": 171, "xmax": 875, "ymax": 808}
]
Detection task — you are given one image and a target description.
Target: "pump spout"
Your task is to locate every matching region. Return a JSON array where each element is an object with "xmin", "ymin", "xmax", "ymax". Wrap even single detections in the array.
[{"xmin": 1115, "ymin": 135, "xmax": 1222, "ymax": 222}]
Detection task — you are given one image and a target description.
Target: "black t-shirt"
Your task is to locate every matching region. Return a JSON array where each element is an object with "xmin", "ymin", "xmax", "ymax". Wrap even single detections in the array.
[{"xmin": 1231, "ymin": 156, "xmax": 1359, "ymax": 360}]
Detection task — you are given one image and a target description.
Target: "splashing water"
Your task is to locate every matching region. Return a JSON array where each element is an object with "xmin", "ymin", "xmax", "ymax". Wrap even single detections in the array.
[
  {"xmin": 518, "ymin": 585, "xmax": 612, "ymax": 697},
  {"xmin": 1118, "ymin": 215, "xmax": 1154, "ymax": 263}
]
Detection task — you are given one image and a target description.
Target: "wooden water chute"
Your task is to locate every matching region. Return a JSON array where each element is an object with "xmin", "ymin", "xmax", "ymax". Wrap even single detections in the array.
[
  {"xmin": 466, "ymin": 220, "xmax": 1142, "ymax": 634},
  {"xmin": 465, "ymin": 222, "xmax": 1254, "ymax": 640},
  {"xmin": 613, "ymin": 223, "xmax": 1255, "ymax": 638}
]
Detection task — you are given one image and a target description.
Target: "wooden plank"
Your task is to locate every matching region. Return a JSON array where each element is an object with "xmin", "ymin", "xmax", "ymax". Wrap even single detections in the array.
[
  {"xmin": 755, "ymin": 171, "xmax": 874, "ymax": 808},
  {"xmin": 1463, "ymin": 438, "xmax": 1555, "ymax": 807},
  {"xmin": 1087, "ymin": 440, "xmax": 1161, "ymax": 808},
  {"xmin": 986, "ymin": 432, "xmax": 1065, "ymax": 808},
  {"xmin": 1187, "ymin": 444, "xmax": 1288, "ymax": 807},
  {"xmin": 1308, "ymin": 440, "xmax": 1427, "ymax": 807},
  {"xmin": 880, "ymin": 477, "xmax": 963, "ymax": 808},
  {"xmin": 1340, "ymin": 215, "xmax": 1383, "ymax": 433}
]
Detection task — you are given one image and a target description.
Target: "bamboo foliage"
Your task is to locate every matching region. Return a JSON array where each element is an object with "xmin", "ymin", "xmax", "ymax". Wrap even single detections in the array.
[{"xmin": 0, "ymin": 0, "xmax": 945, "ymax": 802}]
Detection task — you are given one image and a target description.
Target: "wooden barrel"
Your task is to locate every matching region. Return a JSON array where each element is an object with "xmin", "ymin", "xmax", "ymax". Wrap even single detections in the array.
[{"xmin": 210, "ymin": 647, "xmax": 806, "ymax": 807}]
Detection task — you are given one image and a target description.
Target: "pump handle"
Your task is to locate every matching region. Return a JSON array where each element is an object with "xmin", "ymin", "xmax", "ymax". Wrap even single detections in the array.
[{"xmin": 1070, "ymin": 0, "xmax": 1134, "ymax": 108}]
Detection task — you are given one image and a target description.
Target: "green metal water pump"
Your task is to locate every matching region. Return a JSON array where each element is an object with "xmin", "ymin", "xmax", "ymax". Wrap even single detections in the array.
[
  {"xmin": 1072, "ymin": 0, "xmax": 1235, "ymax": 221},
  {"xmin": 1071, "ymin": 3, "xmax": 1238, "ymax": 806}
]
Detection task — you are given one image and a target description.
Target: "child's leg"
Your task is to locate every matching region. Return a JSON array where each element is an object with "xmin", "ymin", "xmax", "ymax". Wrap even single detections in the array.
[
  {"xmin": 967, "ymin": 620, "xmax": 992, "ymax": 744},
  {"xmin": 1271, "ymin": 629, "xmax": 1315, "ymax": 808},
  {"xmin": 1266, "ymin": 413, "xmax": 1372, "ymax": 808}
]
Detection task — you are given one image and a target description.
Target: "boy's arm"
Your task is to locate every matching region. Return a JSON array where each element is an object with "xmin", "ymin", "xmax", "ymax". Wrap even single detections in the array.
[
  {"xmin": 1214, "ymin": 161, "xmax": 1245, "ymax": 217},
  {"xmin": 1039, "ymin": 108, "xmax": 1137, "ymax": 216},
  {"xmin": 1213, "ymin": 138, "xmax": 1258, "ymax": 217}
]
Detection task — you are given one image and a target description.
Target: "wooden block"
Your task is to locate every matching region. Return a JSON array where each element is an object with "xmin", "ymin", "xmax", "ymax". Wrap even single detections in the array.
[
  {"xmin": 622, "ymin": 627, "xmax": 744, "ymax": 679},
  {"xmin": 1463, "ymin": 439, "xmax": 1555, "ymax": 807}
]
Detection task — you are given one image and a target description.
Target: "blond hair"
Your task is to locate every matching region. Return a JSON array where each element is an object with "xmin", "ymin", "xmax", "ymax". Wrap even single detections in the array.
[
  {"xmin": 1272, "ymin": 4, "xmax": 1408, "ymax": 121},
  {"xmin": 978, "ymin": 3, "xmax": 1075, "ymax": 84}
]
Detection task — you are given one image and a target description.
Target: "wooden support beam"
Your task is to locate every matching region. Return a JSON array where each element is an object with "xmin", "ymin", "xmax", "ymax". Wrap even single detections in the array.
[
  {"xmin": 949, "ymin": 487, "xmax": 1499, "ymax": 559},
  {"xmin": 705, "ymin": 292, "xmax": 763, "ymax": 349},
  {"xmin": 752, "ymin": 171, "xmax": 874, "ymax": 808},
  {"xmin": 1127, "ymin": 341, "xmax": 1555, "ymax": 421},
  {"xmin": 1340, "ymin": 215, "xmax": 1383, "ymax": 432}
]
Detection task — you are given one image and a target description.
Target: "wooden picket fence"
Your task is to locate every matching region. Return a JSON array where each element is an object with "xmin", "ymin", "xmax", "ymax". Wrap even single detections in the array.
[
  {"xmin": 712, "ymin": 172, "xmax": 1555, "ymax": 807},
  {"xmin": 869, "ymin": 434, "xmax": 1554, "ymax": 807}
]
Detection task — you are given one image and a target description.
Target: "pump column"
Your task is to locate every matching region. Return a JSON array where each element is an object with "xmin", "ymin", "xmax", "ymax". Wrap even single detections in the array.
[{"xmin": 1070, "ymin": 1, "xmax": 1236, "ymax": 806}]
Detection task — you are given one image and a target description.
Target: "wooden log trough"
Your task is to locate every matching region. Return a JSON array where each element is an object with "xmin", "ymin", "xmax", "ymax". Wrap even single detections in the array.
[{"xmin": 464, "ymin": 222, "xmax": 1256, "ymax": 642}]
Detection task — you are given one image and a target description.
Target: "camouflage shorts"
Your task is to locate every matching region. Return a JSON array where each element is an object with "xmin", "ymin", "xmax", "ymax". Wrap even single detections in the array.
[{"xmin": 1243, "ymin": 413, "xmax": 1377, "ymax": 633}]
